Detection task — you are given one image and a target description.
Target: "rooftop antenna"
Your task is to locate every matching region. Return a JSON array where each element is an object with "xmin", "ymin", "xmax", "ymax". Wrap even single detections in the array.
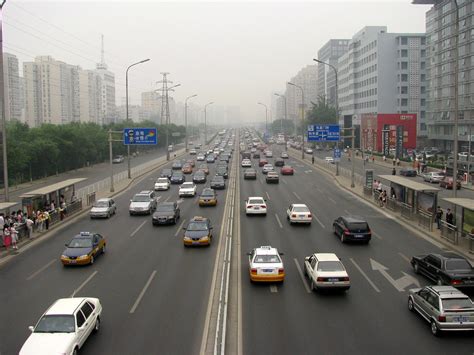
[{"xmin": 96, "ymin": 34, "xmax": 107, "ymax": 70}]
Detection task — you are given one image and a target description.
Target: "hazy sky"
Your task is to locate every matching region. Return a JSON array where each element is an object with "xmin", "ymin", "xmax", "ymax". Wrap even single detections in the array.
[{"xmin": 4, "ymin": 0, "xmax": 431, "ymax": 122}]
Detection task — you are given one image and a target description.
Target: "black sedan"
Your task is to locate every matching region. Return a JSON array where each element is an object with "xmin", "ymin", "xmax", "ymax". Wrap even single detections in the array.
[
  {"xmin": 400, "ymin": 168, "xmax": 417, "ymax": 177},
  {"xmin": 216, "ymin": 167, "xmax": 229, "ymax": 179},
  {"xmin": 160, "ymin": 168, "xmax": 173, "ymax": 179},
  {"xmin": 170, "ymin": 172, "xmax": 185, "ymax": 184},
  {"xmin": 332, "ymin": 216, "xmax": 371, "ymax": 244},
  {"xmin": 152, "ymin": 202, "xmax": 180, "ymax": 225},
  {"xmin": 210, "ymin": 175, "xmax": 226, "ymax": 189},
  {"xmin": 193, "ymin": 171, "xmax": 207, "ymax": 184},
  {"xmin": 274, "ymin": 159, "xmax": 285, "ymax": 167},
  {"xmin": 411, "ymin": 252, "xmax": 474, "ymax": 289}
]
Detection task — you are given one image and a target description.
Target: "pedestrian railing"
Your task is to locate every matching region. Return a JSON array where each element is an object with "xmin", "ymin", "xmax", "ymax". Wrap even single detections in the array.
[
  {"xmin": 468, "ymin": 233, "xmax": 474, "ymax": 253},
  {"xmin": 373, "ymin": 190, "xmax": 381, "ymax": 205},
  {"xmin": 386, "ymin": 197, "xmax": 399, "ymax": 212},
  {"xmin": 87, "ymin": 192, "xmax": 96, "ymax": 206},
  {"xmin": 440, "ymin": 220, "xmax": 458, "ymax": 244},
  {"xmin": 400, "ymin": 202, "xmax": 414, "ymax": 220},
  {"xmin": 363, "ymin": 186, "xmax": 372, "ymax": 197},
  {"xmin": 417, "ymin": 210, "xmax": 433, "ymax": 232}
]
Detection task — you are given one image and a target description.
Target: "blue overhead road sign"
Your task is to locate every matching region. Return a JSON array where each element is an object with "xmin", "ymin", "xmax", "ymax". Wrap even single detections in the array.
[
  {"xmin": 307, "ymin": 124, "xmax": 340, "ymax": 142},
  {"xmin": 124, "ymin": 128, "xmax": 157, "ymax": 145}
]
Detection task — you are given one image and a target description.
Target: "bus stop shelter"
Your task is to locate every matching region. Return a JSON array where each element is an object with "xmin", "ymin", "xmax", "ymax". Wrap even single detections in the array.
[
  {"xmin": 0, "ymin": 202, "xmax": 20, "ymax": 216},
  {"xmin": 19, "ymin": 178, "xmax": 86, "ymax": 218},
  {"xmin": 442, "ymin": 198, "xmax": 474, "ymax": 250}
]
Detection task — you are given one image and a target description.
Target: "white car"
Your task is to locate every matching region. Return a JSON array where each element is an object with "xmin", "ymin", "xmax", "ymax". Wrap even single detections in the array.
[
  {"xmin": 262, "ymin": 164, "xmax": 274, "ymax": 174},
  {"xmin": 304, "ymin": 253, "xmax": 350, "ymax": 291},
  {"xmin": 422, "ymin": 171, "xmax": 445, "ymax": 183},
  {"xmin": 305, "ymin": 148, "xmax": 313, "ymax": 154},
  {"xmin": 287, "ymin": 203, "xmax": 312, "ymax": 224},
  {"xmin": 20, "ymin": 297, "xmax": 102, "ymax": 355},
  {"xmin": 89, "ymin": 198, "xmax": 116, "ymax": 219},
  {"xmin": 155, "ymin": 177, "xmax": 171, "ymax": 191},
  {"xmin": 129, "ymin": 191, "xmax": 157, "ymax": 215},
  {"xmin": 179, "ymin": 182, "xmax": 197, "ymax": 197},
  {"xmin": 265, "ymin": 150, "xmax": 273, "ymax": 158},
  {"xmin": 281, "ymin": 152, "xmax": 289, "ymax": 159},
  {"xmin": 245, "ymin": 196, "xmax": 267, "ymax": 215},
  {"xmin": 241, "ymin": 159, "xmax": 252, "ymax": 167},
  {"xmin": 197, "ymin": 154, "xmax": 206, "ymax": 161},
  {"xmin": 248, "ymin": 245, "xmax": 285, "ymax": 283},
  {"xmin": 190, "ymin": 149, "xmax": 197, "ymax": 155},
  {"xmin": 325, "ymin": 156, "xmax": 334, "ymax": 164}
]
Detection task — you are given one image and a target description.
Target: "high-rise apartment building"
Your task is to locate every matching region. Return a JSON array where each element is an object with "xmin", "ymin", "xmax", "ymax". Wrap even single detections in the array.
[
  {"xmin": 414, "ymin": 0, "xmax": 474, "ymax": 151},
  {"xmin": 141, "ymin": 91, "xmax": 161, "ymax": 122},
  {"xmin": 3, "ymin": 53, "xmax": 22, "ymax": 121},
  {"xmin": 338, "ymin": 26, "xmax": 427, "ymax": 139},
  {"xmin": 96, "ymin": 63, "xmax": 116, "ymax": 125},
  {"xmin": 317, "ymin": 39, "xmax": 350, "ymax": 108},
  {"xmin": 79, "ymin": 70, "xmax": 102, "ymax": 124}
]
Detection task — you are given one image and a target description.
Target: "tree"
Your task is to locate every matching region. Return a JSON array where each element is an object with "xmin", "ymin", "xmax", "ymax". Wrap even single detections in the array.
[{"xmin": 306, "ymin": 95, "xmax": 337, "ymax": 125}]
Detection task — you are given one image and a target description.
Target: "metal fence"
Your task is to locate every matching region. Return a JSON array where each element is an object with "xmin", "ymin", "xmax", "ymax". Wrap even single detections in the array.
[
  {"xmin": 417, "ymin": 210, "xmax": 433, "ymax": 232},
  {"xmin": 440, "ymin": 220, "xmax": 458, "ymax": 244},
  {"xmin": 468, "ymin": 233, "xmax": 474, "ymax": 253},
  {"xmin": 400, "ymin": 202, "xmax": 414, "ymax": 220}
]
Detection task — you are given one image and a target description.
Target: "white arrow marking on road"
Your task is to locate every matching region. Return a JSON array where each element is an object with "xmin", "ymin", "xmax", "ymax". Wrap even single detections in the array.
[
  {"xmin": 270, "ymin": 285, "xmax": 278, "ymax": 293},
  {"xmin": 370, "ymin": 259, "xmax": 420, "ymax": 292},
  {"xmin": 305, "ymin": 170, "xmax": 312, "ymax": 174},
  {"xmin": 265, "ymin": 192, "xmax": 271, "ymax": 201},
  {"xmin": 281, "ymin": 179, "xmax": 288, "ymax": 185}
]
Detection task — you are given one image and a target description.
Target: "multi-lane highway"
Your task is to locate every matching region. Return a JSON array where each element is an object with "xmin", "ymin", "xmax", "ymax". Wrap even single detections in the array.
[{"xmin": 1, "ymin": 129, "xmax": 473, "ymax": 355}]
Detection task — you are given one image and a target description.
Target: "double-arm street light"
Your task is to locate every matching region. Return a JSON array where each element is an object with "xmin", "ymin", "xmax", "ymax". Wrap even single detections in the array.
[
  {"xmin": 164, "ymin": 83, "xmax": 181, "ymax": 161},
  {"xmin": 204, "ymin": 102, "xmax": 214, "ymax": 146},
  {"xmin": 185, "ymin": 94, "xmax": 198, "ymax": 152},
  {"xmin": 257, "ymin": 102, "xmax": 268, "ymax": 134},
  {"xmin": 126, "ymin": 58, "xmax": 150, "ymax": 178},
  {"xmin": 313, "ymin": 57, "xmax": 340, "ymax": 176},
  {"xmin": 287, "ymin": 82, "xmax": 305, "ymax": 160}
]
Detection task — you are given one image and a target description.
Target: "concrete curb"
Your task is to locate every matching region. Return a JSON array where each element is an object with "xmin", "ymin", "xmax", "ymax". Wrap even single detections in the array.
[{"xmin": 0, "ymin": 149, "xmax": 188, "ymax": 268}]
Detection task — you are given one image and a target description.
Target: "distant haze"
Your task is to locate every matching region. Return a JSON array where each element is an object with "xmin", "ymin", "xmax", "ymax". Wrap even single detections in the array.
[{"xmin": 5, "ymin": 0, "xmax": 430, "ymax": 123}]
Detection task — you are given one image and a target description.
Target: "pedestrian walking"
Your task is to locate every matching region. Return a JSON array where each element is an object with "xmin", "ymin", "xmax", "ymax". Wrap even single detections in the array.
[
  {"xmin": 44, "ymin": 210, "xmax": 50, "ymax": 230},
  {"xmin": 26, "ymin": 217, "xmax": 34, "ymax": 238},
  {"xmin": 392, "ymin": 158, "xmax": 396, "ymax": 166},
  {"xmin": 37, "ymin": 211, "xmax": 44, "ymax": 232},
  {"xmin": 446, "ymin": 208, "xmax": 454, "ymax": 225},
  {"xmin": 392, "ymin": 167, "xmax": 396, "ymax": 175},
  {"xmin": 10, "ymin": 225, "xmax": 18, "ymax": 250},
  {"xmin": 435, "ymin": 206, "xmax": 443, "ymax": 229},
  {"xmin": 396, "ymin": 158, "xmax": 400, "ymax": 166},
  {"xmin": 383, "ymin": 155, "xmax": 386, "ymax": 162},
  {"xmin": 311, "ymin": 156, "xmax": 314, "ymax": 165},
  {"xmin": 3, "ymin": 225, "xmax": 11, "ymax": 251},
  {"xmin": 379, "ymin": 190, "xmax": 387, "ymax": 207}
]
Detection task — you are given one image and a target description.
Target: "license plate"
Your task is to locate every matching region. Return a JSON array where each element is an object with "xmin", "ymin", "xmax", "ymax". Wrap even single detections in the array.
[
  {"xmin": 328, "ymin": 278, "xmax": 339, "ymax": 282},
  {"xmin": 299, "ymin": 215, "xmax": 305, "ymax": 218},
  {"xmin": 263, "ymin": 269, "xmax": 273, "ymax": 273},
  {"xmin": 254, "ymin": 207, "xmax": 260, "ymax": 210},
  {"xmin": 69, "ymin": 260, "xmax": 76, "ymax": 264},
  {"xmin": 355, "ymin": 234, "xmax": 364, "ymax": 238},
  {"xmin": 454, "ymin": 315, "xmax": 468, "ymax": 322},
  {"xmin": 464, "ymin": 280, "xmax": 474, "ymax": 284},
  {"xmin": 192, "ymin": 241, "xmax": 200, "ymax": 245}
]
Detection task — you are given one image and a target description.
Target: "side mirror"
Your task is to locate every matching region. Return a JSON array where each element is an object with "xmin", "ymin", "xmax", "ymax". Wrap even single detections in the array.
[
  {"xmin": 304, "ymin": 256, "xmax": 310, "ymax": 261},
  {"xmin": 246, "ymin": 252, "xmax": 252, "ymax": 256},
  {"xmin": 183, "ymin": 227, "xmax": 187, "ymax": 230},
  {"xmin": 28, "ymin": 326, "xmax": 34, "ymax": 332},
  {"xmin": 279, "ymin": 252, "xmax": 284, "ymax": 256},
  {"xmin": 65, "ymin": 243, "xmax": 69, "ymax": 247}
]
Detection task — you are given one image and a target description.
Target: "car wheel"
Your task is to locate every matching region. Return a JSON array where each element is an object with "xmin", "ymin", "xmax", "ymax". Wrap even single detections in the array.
[
  {"xmin": 173, "ymin": 218, "xmax": 177, "ymax": 225},
  {"xmin": 333, "ymin": 225, "xmax": 338, "ymax": 235},
  {"xmin": 303, "ymin": 266, "xmax": 307, "ymax": 276},
  {"xmin": 94, "ymin": 317, "xmax": 100, "ymax": 333},
  {"xmin": 437, "ymin": 278, "xmax": 443, "ymax": 286},
  {"xmin": 408, "ymin": 298, "xmax": 415, "ymax": 312},
  {"xmin": 90, "ymin": 255, "xmax": 94, "ymax": 265},
  {"xmin": 413, "ymin": 262, "xmax": 419, "ymax": 274},
  {"xmin": 431, "ymin": 320, "xmax": 440, "ymax": 336}
]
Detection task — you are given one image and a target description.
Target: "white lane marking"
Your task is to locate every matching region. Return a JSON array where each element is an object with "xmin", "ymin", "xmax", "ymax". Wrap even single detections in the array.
[
  {"xmin": 373, "ymin": 232, "xmax": 383, "ymax": 240},
  {"xmin": 344, "ymin": 209, "xmax": 351, "ymax": 215},
  {"xmin": 259, "ymin": 178, "xmax": 264, "ymax": 184},
  {"xmin": 349, "ymin": 258, "xmax": 380, "ymax": 293},
  {"xmin": 131, "ymin": 221, "xmax": 147, "ymax": 237},
  {"xmin": 293, "ymin": 192, "xmax": 302, "ymax": 200},
  {"xmin": 175, "ymin": 219, "xmax": 187, "ymax": 237},
  {"xmin": 270, "ymin": 285, "xmax": 278, "ymax": 293},
  {"xmin": 275, "ymin": 214, "xmax": 283, "ymax": 229},
  {"xmin": 164, "ymin": 195, "xmax": 171, "ymax": 202},
  {"xmin": 294, "ymin": 258, "xmax": 311, "ymax": 293},
  {"xmin": 26, "ymin": 259, "xmax": 55, "ymax": 281},
  {"xmin": 265, "ymin": 192, "xmax": 271, "ymax": 201},
  {"xmin": 313, "ymin": 215, "xmax": 326, "ymax": 229},
  {"xmin": 281, "ymin": 178, "xmax": 288, "ymax": 185},
  {"xmin": 304, "ymin": 170, "xmax": 312, "ymax": 174},
  {"xmin": 328, "ymin": 196, "xmax": 337, "ymax": 204},
  {"xmin": 398, "ymin": 252, "xmax": 411, "ymax": 264},
  {"xmin": 71, "ymin": 271, "xmax": 98, "ymax": 297},
  {"xmin": 370, "ymin": 259, "xmax": 420, "ymax": 291},
  {"xmin": 130, "ymin": 270, "xmax": 157, "ymax": 314}
]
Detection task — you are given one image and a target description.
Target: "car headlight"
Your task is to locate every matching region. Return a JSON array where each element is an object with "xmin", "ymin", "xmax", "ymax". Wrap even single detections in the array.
[
  {"xmin": 183, "ymin": 236, "xmax": 191, "ymax": 241},
  {"xmin": 77, "ymin": 255, "xmax": 89, "ymax": 260},
  {"xmin": 61, "ymin": 255, "xmax": 68, "ymax": 259}
]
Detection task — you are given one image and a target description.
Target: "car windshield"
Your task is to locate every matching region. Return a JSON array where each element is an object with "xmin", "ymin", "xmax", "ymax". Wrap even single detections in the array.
[
  {"xmin": 156, "ymin": 205, "xmax": 174, "ymax": 212},
  {"xmin": 446, "ymin": 259, "xmax": 472, "ymax": 271},
  {"xmin": 157, "ymin": 178, "xmax": 168, "ymax": 183},
  {"xmin": 442, "ymin": 298, "xmax": 474, "ymax": 310},
  {"xmin": 172, "ymin": 173, "xmax": 183, "ymax": 177},
  {"xmin": 34, "ymin": 315, "xmax": 75, "ymax": 333},
  {"xmin": 249, "ymin": 199, "xmax": 264, "ymax": 205},
  {"xmin": 133, "ymin": 195, "xmax": 151, "ymax": 202},
  {"xmin": 293, "ymin": 206, "xmax": 309, "ymax": 213},
  {"xmin": 317, "ymin": 261, "xmax": 345, "ymax": 272},
  {"xmin": 187, "ymin": 221, "xmax": 208, "ymax": 231},
  {"xmin": 253, "ymin": 254, "xmax": 281, "ymax": 263},
  {"xmin": 68, "ymin": 238, "xmax": 93, "ymax": 248},
  {"xmin": 246, "ymin": 169, "xmax": 256, "ymax": 173},
  {"xmin": 94, "ymin": 201, "xmax": 109, "ymax": 208}
]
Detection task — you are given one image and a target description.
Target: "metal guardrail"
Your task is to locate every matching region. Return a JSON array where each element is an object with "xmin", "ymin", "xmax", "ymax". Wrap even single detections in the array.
[
  {"xmin": 87, "ymin": 192, "xmax": 96, "ymax": 206},
  {"xmin": 440, "ymin": 220, "xmax": 458, "ymax": 244},
  {"xmin": 400, "ymin": 202, "xmax": 414, "ymax": 220},
  {"xmin": 468, "ymin": 233, "xmax": 474, "ymax": 253},
  {"xmin": 417, "ymin": 210, "xmax": 433, "ymax": 232},
  {"xmin": 363, "ymin": 186, "xmax": 372, "ymax": 197},
  {"xmin": 386, "ymin": 197, "xmax": 399, "ymax": 212}
]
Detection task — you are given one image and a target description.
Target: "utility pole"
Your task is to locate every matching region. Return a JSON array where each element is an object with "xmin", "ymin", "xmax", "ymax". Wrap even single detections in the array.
[
  {"xmin": 452, "ymin": 0, "xmax": 459, "ymax": 199},
  {"xmin": 109, "ymin": 130, "xmax": 114, "ymax": 193},
  {"xmin": 185, "ymin": 94, "xmax": 197, "ymax": 152},
  {"xmin": 0, "ymin": 0, "xmax": 9, "ymax": 201},
  {"xmin": 257, "ymin": 102, "xmax": 268, "ymax": 135},
  {"xmin": 204, "ymin": 102, "xmax": 214, "ymax": 146}
]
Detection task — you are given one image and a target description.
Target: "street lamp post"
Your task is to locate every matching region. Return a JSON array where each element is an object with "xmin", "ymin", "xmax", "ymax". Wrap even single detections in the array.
[
  {"xmin": 257, "ymin": 102, "xmax": 268, "ymax": 135},
  {"xmin": 0, "ymin": 0, "xmax": 9, "ymax": 201},
  {"xmin": 452, "ymin": 0, "xmax": 459, "ymax": 199},
  {"xmin": 314, "ymin": 58, "xmax": 339, "ymax": 176},
  {"xmin": 126, "ymin": 58, "xmax": 150, "ymax": 179},
  {"xmin": 204, "ymin": 102, "xmax": 214, "ymax": 147},
  {"xmin": 185, "ymin": 94, "xmax": 197, "ymax": 152},
  {"xmin": 164, "ymin": 83, "xmax": 181, "ymax": 161},
  {"xmin": 288, "ymin": 82, "xmax": 305, "ymax": 160}
]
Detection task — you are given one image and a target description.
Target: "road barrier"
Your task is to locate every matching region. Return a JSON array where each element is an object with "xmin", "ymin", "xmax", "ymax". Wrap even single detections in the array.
[
  {"xmin": 87, "ymin": 192, "xmax": 96, "ymax": 206},
  {"xmin": 440, "ymin": 220, "xmax": 458, "ymax": 244},
  {"xmin": 417, "ymin": 210, "xmax": 433, "ymax": 232},
  {"xmin": 400, "ymin": 202, "xmax": 414, "ymax": 220},
  {"xmin": 468, "ymin": 233, "xmax": 474, "ymax": 253}
]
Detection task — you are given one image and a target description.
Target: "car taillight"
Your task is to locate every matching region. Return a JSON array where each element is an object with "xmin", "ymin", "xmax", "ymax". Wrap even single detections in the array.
[
  {"xmin": 344, "ymin": 229, "xmax": 351, "ymax": 235},
  {"xmin": 317, "ymin": 277, "xmax": 325, "ymax": 282},
  {"xmin": 292, "ymin": 214, "xmax": 297, "ymax": 218},
  {"xmin": 341, "ymin": 277, "xmax": 350, "ymax": 281},
  {"xmin": 451, "ymin": 279, "xmax": 462, "ymax": 285},
  {"xmin": 261, "ymin": 205, "xmax": 266, "ymax": 208},
  {"xmin": 438, "ymin": 315, "xmax": 446, "ymax": 322},
  {"xmin": 307, "ymin": 214, "xmax": 312, "ymax": 218},
  {"xmin": 251, "ymin": 268, "xmax": 257, "ymax": 274},
  {"xmin": 278, "ymin": 268, "xmax": 285, "ymax": 274}
]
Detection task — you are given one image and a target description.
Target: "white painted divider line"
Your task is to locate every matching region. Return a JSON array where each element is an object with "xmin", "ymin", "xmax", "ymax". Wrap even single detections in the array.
[
  {"xmin": 373, "ymin": 232, "xmax": 383, "ymax": 240},
  {"xmin": 265, "ymin": 192, "xmax": 271, "ymax": 201},
  {"xmin": 175, "ymin": 219, "xmax": 187, "ymax": 237},
  {"xmin": 313, "ymin": 215, "xmax": 326, "ymax": 229},
  {"xmin": 344, "ymin": 209, "xmax": 351, "ymax": 215},
  {"xmin": 281, "ymin": 178, "xmax": 288, "ymax": 185},
  {"xmin": 71, "ymin": 271, "xmax": 98, "ymax": 297},
  {"xmin": 27, "ymin": 259, "xmax": 55, "ymax": 281},
  {"xmin": 259, "ymin": 178, "xmax": 264, "ymax": 184},
  {"xmin": 398, "ymin": 252, "xmax": 411, "ymax": 264},
  {"xmin": 349, "ymin": 258, "xmax": 380, "ymax": 293},
  {"xmin": 293, "ymin": 192, "xmax": 302, "ymax": 200},
  {"xmin": 131, "ymin": 221, "xmax": 147, "ymax": 237},
  {"xmin": 164, "ymin": 195, "xmax": 171, "ymax": 203},
  {"xmin": 129, "ymin": 270, "xmax": 157, "ymax": 314},
  {"xmin": 270, "ymin": 285, "xmax": 278, "ymax": 293},
  {"xmin": 294, "ymin": 258, "xmax": 311, "ymax": 293},
  {"xmin": 328, "ymin": 196, "xmax": 337, "ymax": 204},
  {"xmin": 275, "ymin": 214, "xmax": 283, "ymax": 229}
]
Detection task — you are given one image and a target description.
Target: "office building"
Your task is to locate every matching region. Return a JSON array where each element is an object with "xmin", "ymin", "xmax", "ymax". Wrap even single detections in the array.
[{"xmin": 3, "ymin": 53, "xmax": 22, "ymax": 121}]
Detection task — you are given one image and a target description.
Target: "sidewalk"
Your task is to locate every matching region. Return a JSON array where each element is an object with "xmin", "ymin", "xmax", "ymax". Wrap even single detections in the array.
[
  {"xmin": 289, "ymin": 148, "xmax": 474, "ymax": 262},
  {"xmin": 0, "ymin": 148, "xmax": 188, "ymax": 266}
]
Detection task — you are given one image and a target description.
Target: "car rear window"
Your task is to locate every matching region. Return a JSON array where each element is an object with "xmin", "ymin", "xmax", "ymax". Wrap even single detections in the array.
[
  {"xmin": 347, "ymin": 222, "xmax": 369, "ymax": 231},
  {"xmin": 254, "ymin": 255, "xmax": 281, "ymax": 263},
  {"xmin": 446, "ymin": 259, "xmax": 472, "ymax": 271},
  {"xmin": 293, "ymin": 206, "xmax": 309, "ymax": 213},
  {"xmin": 442, "ymin": 298, "xmax": 474, "ymax": 310},
  {"xmin": 317, "ymin": 261, "xmax": 345, "ymax": 272},
  {"xmin": 249, "ymin": 199, "xmax": 264, "ymax": 205}
]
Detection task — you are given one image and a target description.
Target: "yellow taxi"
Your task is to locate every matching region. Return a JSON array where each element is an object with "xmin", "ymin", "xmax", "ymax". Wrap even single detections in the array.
[
  {"xmin": 60, "ymin": 232, "xmax": 106, "ymax": 266},
  {"xmin": 198, "ymin": 188, "xmax": 217, "ymax": 207},
  {"xmin": 247, "ymin": 246, "xmax": 285, "ymax": 283},
  {"xmin": 183, "ymin": 217, "xmax": 213, "ymax": 247}
]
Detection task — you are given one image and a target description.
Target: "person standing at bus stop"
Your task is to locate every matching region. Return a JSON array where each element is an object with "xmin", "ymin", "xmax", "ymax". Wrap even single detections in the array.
[{"xmin": 435, "ymin": 206, "xmax": 443, "ymax": 230}]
